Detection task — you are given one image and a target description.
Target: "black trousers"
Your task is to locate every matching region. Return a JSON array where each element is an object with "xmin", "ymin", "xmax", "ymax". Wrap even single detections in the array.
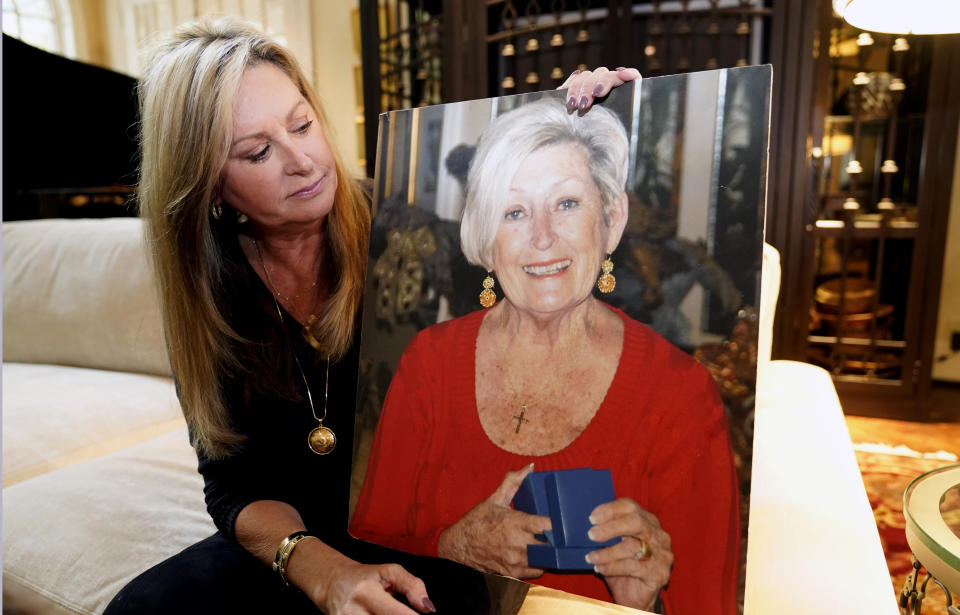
[
  {"xmin": 104, "ymin": 533, "xmax": 316, "ymax": 613},
  {"xmin": 104, "ymin": 533, "xmax": 520, "ymax": 615}
]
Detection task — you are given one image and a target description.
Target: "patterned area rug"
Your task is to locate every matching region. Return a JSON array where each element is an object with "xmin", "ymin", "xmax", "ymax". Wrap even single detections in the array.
[{"xmin": 854, "ymin": 446, "xmax": 959, "ymax": 615}]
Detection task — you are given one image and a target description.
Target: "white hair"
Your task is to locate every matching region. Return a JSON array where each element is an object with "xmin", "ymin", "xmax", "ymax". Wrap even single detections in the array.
[{"xmin": 460, "ymin": 96, "xmax": 629, "ymax": 269}]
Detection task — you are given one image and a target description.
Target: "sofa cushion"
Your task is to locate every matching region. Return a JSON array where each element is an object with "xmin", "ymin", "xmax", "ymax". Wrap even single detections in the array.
[
  {"xmin": 747, "ymin": 361, "xmax": 898, "ymax": 613},
  {"xmin": 2, "ymin": 362, "xmax": 184, "ymax": 487},
  {"xmin": 2, "ymin": 427, "xmax": 216, "ymax": 615},
  {"xmin": 2, "ymin": 217, "xmax": 171, "ymax": 377}
]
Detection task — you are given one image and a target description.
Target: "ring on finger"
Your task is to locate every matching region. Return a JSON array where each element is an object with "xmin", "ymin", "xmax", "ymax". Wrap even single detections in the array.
[{"xmin": 635, "ymin": 539, "xmax": 652, "ymax": 560}]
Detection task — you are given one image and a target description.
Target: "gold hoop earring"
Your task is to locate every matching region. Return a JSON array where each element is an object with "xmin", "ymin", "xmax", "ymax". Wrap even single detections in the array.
[
  {"xmin": 479, "ymin": 273, "xmax": 497, "ymax": 308},
  {"xmin": 597, "ymin": 257, "xmax": 616, "ymax": 294},
  {"xmin": 211, "ymin": 202, "xmax": 223, "ymax": 220}
]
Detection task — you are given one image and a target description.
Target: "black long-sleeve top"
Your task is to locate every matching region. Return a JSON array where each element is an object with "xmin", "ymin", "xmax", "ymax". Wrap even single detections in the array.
[{"xmin": 195, "ymin": 223, "xmax": 360, "ymax": 554}]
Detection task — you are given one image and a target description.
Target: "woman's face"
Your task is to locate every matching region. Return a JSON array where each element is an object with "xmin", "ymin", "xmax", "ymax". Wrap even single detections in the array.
[
  {"xmin": 491, "ymin": 142, "xmax": 627, "ymax": 317},
  {"xmin": 218, "ymin": 63, "xmax": 337, "ymax": 231}
]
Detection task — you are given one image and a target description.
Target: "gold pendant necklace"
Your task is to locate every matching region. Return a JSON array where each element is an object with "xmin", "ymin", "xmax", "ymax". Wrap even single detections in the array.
[
  {"xmin": 305, "ymin": 360, "xmax": 336, "ymax": 455},
  {"xmin": 254, "ymin": 238, "xmax": 335, "ymax": 455}
]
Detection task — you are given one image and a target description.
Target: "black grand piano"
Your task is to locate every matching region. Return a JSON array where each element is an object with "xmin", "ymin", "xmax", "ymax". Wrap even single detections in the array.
[{"xmin": 3, "ymin": 34, "xmax": 140, "ymax": 220}]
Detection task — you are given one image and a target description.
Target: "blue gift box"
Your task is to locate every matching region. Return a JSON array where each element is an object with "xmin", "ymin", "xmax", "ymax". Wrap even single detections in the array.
[{"xmin": 511, "ymin": 468, "xmax": 620, "ymax": 570}]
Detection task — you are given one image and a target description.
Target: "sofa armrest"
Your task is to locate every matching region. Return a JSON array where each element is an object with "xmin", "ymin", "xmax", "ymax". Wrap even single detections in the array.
[
  {"xmin": 745, "ymin": 360, "xmax": 897, "ymax": 614},
  {"xmin": 758, "ymin": 243, "xmax": 780, "ymax": 371}
]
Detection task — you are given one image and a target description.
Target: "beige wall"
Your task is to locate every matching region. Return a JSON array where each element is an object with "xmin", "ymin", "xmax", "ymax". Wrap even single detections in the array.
[
  {"xmin": 311, "ymin": 1, "xmax": 364, "ymax": 178},
  {"xmin": 933, "ymin": 120, "xmax": 960, "ymax": 383},
  {"xmin": 68, "ymin": 0, "xmax": 109, "ymax": 67}
]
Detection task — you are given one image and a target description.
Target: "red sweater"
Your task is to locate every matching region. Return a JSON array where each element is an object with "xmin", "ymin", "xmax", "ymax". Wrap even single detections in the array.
[{"xmin": 351, "ymin": 306, "xmax": 740, "ymax": 614}]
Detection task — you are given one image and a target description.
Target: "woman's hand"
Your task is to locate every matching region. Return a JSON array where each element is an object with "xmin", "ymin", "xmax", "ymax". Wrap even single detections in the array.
[
  {"xmin": 585, "ymin": 498, "xmax": 673, "ymax": 611},
  {"xmin": 234, "ymin": 501, "xmax": 434, "ymax": 615},
  {"xmin": 559, "ymin": 66, "xmax": 642, "ymax": 112},
  {"xmin": 317, "ymin": 559, "xmax": 436, "ymax": 615},
  {"xmin": 437, "ymin": 464, "xmax": 551, "ymax": 579}
]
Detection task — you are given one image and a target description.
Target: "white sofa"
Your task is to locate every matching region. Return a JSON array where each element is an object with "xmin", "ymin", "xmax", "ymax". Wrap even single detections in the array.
[
  {"xmin": 2, "ymin": 218, "xmax": 215, "ymax": 614},
  {"xmin": 1, "ymin": 218, "xmax": 897, "ymax": 614}
]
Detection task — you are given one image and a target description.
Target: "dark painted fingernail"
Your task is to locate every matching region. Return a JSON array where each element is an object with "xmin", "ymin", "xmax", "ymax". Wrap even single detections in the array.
[
  {"xmin": 422, "ymin": 597, "xmax": 437, "ymax": 612},
  {"xmin": 592, "ymin": 83, "xmax": 604, "ymax": 97},
  {"xmin": 567, "ymin": 96, "xmax": 578, "ymax": 112},
  {"xmin": 578, "ymin": 95, "xmax": 590, "ymax": 111}
]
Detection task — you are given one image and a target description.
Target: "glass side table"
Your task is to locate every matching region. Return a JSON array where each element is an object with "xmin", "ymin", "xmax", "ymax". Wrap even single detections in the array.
[{"xmin": 900, "ymin": 463, "xmax": 960, "ymax": 615}]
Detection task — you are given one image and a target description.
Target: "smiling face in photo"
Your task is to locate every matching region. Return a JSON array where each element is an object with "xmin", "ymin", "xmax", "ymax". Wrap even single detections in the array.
[
  {"xmin": 491, "ymin": 141, "xmax": 624, "ymax": 317},
  {"xmin": 219, "ymin": 62, "xmax": 338, "ymax": 230}
]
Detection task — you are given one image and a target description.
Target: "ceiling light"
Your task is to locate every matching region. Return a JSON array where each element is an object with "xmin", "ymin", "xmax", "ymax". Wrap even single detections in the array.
[{"xmin": 833, "ymin": 0, "xmax": 960, "ymax": 34}]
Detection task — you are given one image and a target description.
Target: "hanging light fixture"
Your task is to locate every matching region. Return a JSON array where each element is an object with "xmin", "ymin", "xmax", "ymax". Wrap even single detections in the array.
[{"xmin": 833, "ymin": 0, "xmax": 960, "ymax": 34}]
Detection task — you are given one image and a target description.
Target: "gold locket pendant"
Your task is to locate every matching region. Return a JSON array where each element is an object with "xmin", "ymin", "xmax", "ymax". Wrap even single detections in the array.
[{"xmin": 308, "ymin": 425, "xmax": 336, "ymax": 455}]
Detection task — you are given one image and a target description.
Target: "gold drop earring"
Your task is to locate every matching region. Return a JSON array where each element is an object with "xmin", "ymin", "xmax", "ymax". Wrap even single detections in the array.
[
  {"xmin": 479, "ymin": 273, "xmax": 497, "ymax": 308},
  {"xmin": 597, "ymin": 256, "xmax": 616, "ymax": 293}
]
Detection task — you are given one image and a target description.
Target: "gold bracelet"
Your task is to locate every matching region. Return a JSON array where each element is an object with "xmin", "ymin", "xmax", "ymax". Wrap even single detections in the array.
[{"xmin": 272, "ymin": 531, "xmax": 313, "ymax": 587}]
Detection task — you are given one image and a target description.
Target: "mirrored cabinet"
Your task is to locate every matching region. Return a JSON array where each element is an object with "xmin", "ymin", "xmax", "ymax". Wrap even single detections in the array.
[{"xmin": 771, "ymin": 3, "xmax": 959, "ymax": 420}]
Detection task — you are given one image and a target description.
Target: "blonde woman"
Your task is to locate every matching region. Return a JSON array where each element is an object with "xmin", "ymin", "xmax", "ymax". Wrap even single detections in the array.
[{"xmin": 103, "ymin": 16, "xmax": 638, "ymax": 615}]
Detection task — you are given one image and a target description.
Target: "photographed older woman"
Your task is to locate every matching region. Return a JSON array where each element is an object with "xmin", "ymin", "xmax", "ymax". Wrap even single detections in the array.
[
  {"xmin": 351, "ymin": 98, "xmax": 741, "ymax": 614},
  {"xmin": 103, "ymin": 16, "xmax": 637, "ymax": 615}
]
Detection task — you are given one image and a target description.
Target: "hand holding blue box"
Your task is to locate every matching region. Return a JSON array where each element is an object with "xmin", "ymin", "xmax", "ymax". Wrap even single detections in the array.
[{"xmin": 511, "ymin": 468, "xmax": 621, "ymax": 570}]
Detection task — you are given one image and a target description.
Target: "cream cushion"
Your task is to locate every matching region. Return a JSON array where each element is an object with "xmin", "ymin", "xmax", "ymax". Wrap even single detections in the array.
[
  {"xmin": 2, "ymin": 218, "xmax": 171, "ymax": 377},
  {"xmin": 2, "ymin": 427, "xmax": 216, "ymax": 615},
  {"xmin": 746, "ymin": 361, "xmax": 898, "ymax": 614},
  {"xmin": 1, "ymin": 362, "xmax": 184, "ymax": 486}
]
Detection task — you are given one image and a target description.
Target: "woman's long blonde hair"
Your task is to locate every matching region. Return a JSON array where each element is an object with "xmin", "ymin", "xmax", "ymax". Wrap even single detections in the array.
[{"xmin": 138, "ymin": 17, "xmax": 369, "ymax": 458}]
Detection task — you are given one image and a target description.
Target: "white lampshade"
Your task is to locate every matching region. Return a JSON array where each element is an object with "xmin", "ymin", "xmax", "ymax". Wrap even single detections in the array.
[{"xmin": 833, "ymin": 0, "xmax": 960, "ymax": 34}]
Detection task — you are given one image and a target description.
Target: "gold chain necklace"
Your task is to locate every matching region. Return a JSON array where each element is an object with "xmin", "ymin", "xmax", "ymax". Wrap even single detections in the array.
[
  {"xmin": 253, "ymin": 240, "xmax": 319, "ymax": 308},
  {"xmin": 271, "ymin": 278, "xmax": 317, "ymax": 306},
  {"xmin": 253, "ymin": 238, "xmax": 336, "ymax": 455}
]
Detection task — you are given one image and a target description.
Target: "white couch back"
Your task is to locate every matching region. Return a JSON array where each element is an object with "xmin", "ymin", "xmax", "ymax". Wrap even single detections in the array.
[
  {"xmin": 758, "ymin": 242, "xmax": 780, "ymax": 373},
  {"xmin": 3, "ymin": 218, "xmax": 171, "ymax": 377}
]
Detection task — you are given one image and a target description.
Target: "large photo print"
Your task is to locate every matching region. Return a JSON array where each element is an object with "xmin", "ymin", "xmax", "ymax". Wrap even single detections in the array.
[{"xmin": 350, "ymin": 66, "xmax": 771, "ymax": 614}]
